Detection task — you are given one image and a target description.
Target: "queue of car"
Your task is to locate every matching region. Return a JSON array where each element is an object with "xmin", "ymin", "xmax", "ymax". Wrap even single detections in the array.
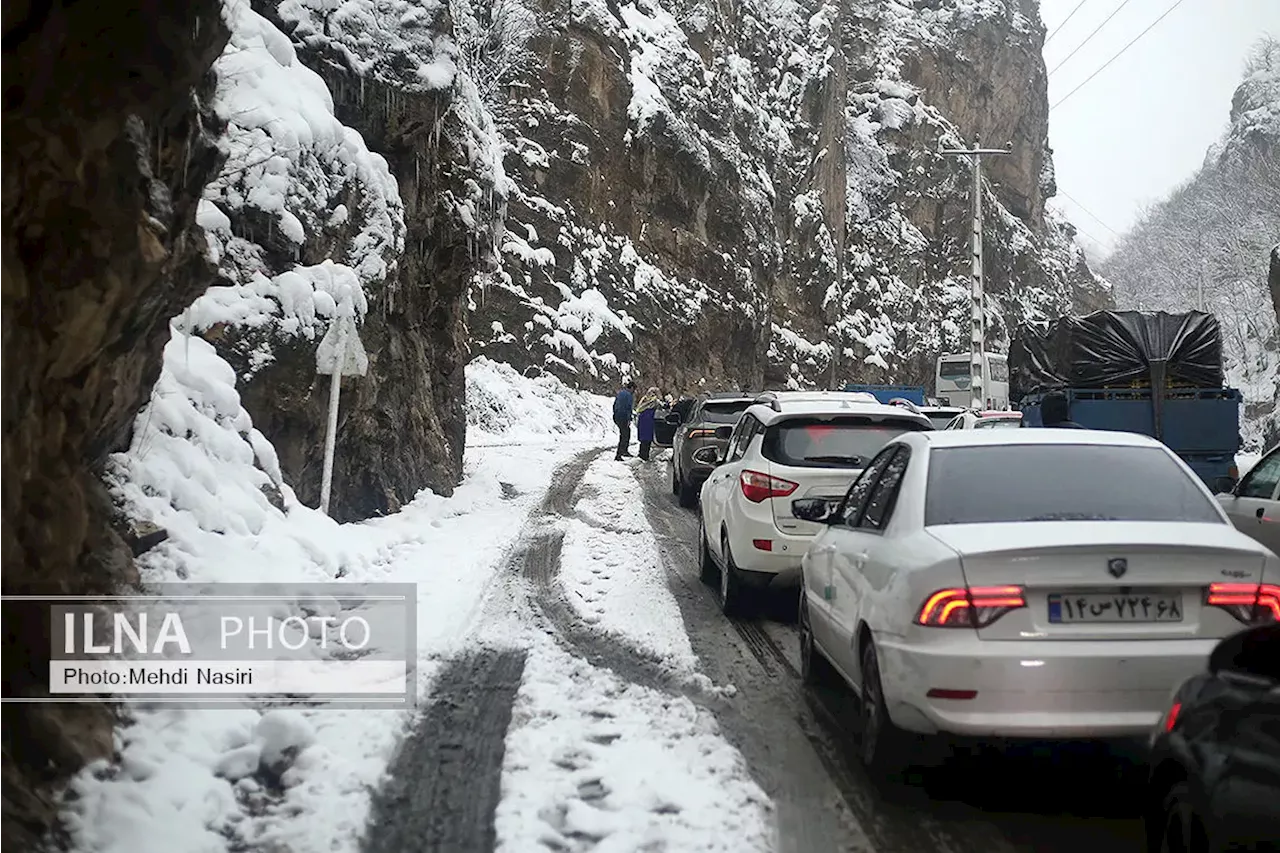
[{"xmin": 663, "ymin": 389, "xmax": 1280, "ymax": 853}]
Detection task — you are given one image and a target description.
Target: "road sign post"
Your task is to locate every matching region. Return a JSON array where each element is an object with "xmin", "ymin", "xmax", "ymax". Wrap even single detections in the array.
[{"xmin": 315, "ymin": 312, "xmax": 368, "ymax": 516}]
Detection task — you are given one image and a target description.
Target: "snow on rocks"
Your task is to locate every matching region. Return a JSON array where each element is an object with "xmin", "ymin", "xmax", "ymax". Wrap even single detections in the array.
[
  {"xmin": 559, "ymin": 459, "xmax": 698, "ymax": 675},
  {"xmin": 465, "ymin": 356, "xmax": 615, "ymax": 445},
  {"xmin": 205, "ymin": 1, "xmax": 405, "ymax": 290},
  {"xmin": 495, "ymin": 640, "xmax": 775, "ymax": 853}
]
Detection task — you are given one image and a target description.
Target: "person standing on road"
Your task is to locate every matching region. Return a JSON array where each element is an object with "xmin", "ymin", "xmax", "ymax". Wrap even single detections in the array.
[
  {"xmin": 1040, "ymin": 390, "xmax": 1085, "ymax": 428},
  {"xmin": 613, "ymin": 379, "xmax": 636, "ymax": 460},
  {"xmin": 636, "ymin": 386, "xmax": 660, "ymax": 460}
]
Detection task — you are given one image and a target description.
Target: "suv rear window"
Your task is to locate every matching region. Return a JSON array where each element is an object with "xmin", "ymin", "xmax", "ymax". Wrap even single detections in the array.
[
  {"xmin": 924, "ymin": 445, "xmax": 1224, "ymax": 525},
  {"xmin": 701, "ymin": 401, "xmax": 753, "ymax": 423},
  {"xmin": 762, "ymin": 417, "xmax": 926, "ymax": 469}
]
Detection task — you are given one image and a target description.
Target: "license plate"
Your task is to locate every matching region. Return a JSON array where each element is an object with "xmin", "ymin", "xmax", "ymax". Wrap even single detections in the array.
[{"xmin": 1047, "ymin": 592, "xmax": 1184, "ymax": 623}]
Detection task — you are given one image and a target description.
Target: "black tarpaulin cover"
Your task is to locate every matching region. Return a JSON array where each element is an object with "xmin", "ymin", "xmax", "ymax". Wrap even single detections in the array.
[{"xmin": 1009, "ymin": 310, "xmax": 1223, "ymax": 398}]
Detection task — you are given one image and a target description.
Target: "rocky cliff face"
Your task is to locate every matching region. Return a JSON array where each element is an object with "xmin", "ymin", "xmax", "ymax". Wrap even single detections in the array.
[
  {"xmin": 180, "ymin": 0, "xmax": 508, "ymax": 521},
  {"xmin": 1103, "ymin": 37, "xmax": 1280, "ymax": 449},
  {"xmin": 1, "ymin": 1, "xmax": 229, "ymax": 845},
  {"xmin": 469, "ymin": 0, "xmax": 1106, "ymax": 394}
]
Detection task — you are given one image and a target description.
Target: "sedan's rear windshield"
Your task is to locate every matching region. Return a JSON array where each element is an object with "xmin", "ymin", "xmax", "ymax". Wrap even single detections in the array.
[
  {"xmin": 924, "ymin": 445, "xmax": 1224, "ymax": 525},
  {"xmin": 762, "ymin": 417, "xmax": 927, "ymax": 469},
  {"xmin": 974, "ymin": 418, "xmax": 1022, "ymax": 429},
  {"xmin": 701, "ymin": 401, "xmax": 753, "ymax": 423}
]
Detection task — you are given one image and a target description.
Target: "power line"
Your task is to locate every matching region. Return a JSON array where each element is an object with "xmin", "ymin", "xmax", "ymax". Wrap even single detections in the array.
[
  {"xmin": 1051, "ymin": 0, "xmax": 1191, "ymax": 112},
  {"xmin": 1057, "ymin": 190, "xmax": 1122, "ymax": 236},
  {"xmin": 1044, "ymin": 0, "xmax": 1090, "ymax": 46},
  {"xmin": 1048, "ymin": 0, "xmax": 1138, "ymax": 76}
]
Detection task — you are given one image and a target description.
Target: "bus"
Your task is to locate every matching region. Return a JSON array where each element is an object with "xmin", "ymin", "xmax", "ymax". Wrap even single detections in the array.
[{"xmin": 934, "ymin": 352, "xmax": 1010, "ymax": 409}]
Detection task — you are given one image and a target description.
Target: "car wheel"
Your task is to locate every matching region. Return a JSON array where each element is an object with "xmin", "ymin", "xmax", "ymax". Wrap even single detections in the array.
[
  {"xmin": 677, "ymin": 474, "xmax": 698, "ymax": 508},
  {"xmin": 1155, "ymin": 783, "xmax": 1207, "ymax": 853},
  {"xmin": 671, "ymin": 462, "xmax": 680, "ymax": 495},
  {"xmin": 698, "ymin": 515, "xmax": 718, "ymax": 585},
  {"xmin": 798, "ymin": 588, "xmax": 837, "ymax": 687},
  {"xmin": 718, "ymin": 535, "xmax": 747, "ymax": 617},
  {"xmin": 859, "ymin": 639, "xmax": 907, "ymax": 777}
]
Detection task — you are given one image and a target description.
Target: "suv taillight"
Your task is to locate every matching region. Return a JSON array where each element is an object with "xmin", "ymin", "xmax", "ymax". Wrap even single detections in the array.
[
  {"xmin": 915, "ymin": 586, "xmax": 1026, "ymax": 628},
  {"xmin": 1205, "ymin": 583, "xmax": 1280, "ymax": 624},
  {"xmin": 738, "ymin": 470, "xmax": 798, "ymax": 503},
  {"xmin": 687, "ymin": 428, "xmax": 717, "ymax": 439}
]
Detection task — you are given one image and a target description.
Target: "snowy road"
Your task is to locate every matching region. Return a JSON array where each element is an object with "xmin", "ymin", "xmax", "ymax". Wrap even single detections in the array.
[{"xmin": 359, "ymin": 447, "xmax": 1148, "ymax": 853}]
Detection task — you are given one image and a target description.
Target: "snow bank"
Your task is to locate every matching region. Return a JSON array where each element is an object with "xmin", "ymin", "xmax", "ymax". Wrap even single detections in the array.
[
  {"xmin": 465, "ymin": 356, "xmax": 615, "ymax": 445},
  {"xmin": 496, "ymin": 641, "xmax": 775, "ymax": 853},
  {"xmin": 72, "ymin": 329, "xmax": 586, "ymax": 853},
  {"xmin": 560, "ymin": 458, "xmax": 698, "ymax": 674}
]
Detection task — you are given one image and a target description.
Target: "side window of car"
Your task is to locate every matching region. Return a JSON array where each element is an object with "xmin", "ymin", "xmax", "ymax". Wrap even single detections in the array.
[
  {"xmin": 837, "ymin": 448, "xmax": 895, "ymax": 526},
  {"xmin": 726, "ymin": 416, "xmax": 754, "ymax": 462},
  {"xmin": 859, "ymin": 448, "xmax": 910, "ymax": 532},
  {"xmin": 1239, "ymin": 452, "xmax": 1280, "ymax": 499}
]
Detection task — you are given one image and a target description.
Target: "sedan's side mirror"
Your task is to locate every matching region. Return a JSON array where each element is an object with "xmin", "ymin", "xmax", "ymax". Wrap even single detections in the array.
[
  {"xmin": 691, "ymin": 447, "xmax": 724, "ymax": 467},
  {"xmin": 1212, "ymin": 475, "xmax": 1238, "ymax": 495},
  {"xmin": 713, "ymin": 425, "xmax": 733, "ymax": 441},
  {"xmin": 791, "ymin": 498, "xmax": 836, "ymax": 524}
]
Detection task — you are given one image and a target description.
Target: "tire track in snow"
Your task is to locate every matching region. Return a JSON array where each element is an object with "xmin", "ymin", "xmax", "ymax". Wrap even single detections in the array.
[
  {"xmin": 513, "ymin": 447, "xmax": 717, "ymax": 702},
  {"xmin": 361, "ymin": 649, "xmax": 526, "ymax": 853}
]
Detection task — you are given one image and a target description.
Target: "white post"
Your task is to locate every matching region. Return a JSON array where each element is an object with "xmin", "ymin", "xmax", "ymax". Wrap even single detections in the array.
[
  {"xmin": 969, "ymin": 147, "xmax": 985, "ymax": 410},
  {"xmin": 318, "ymin": 325, "xmax": 345, "ymax": 516},
  {"xmin": 942, "ymin": 138, "xmax": 1011, "ymax": 410}
]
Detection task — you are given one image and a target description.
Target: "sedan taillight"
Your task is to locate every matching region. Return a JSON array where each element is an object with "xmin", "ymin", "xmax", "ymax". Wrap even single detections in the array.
[
  {"xmin": 915, "ymin": 586, "xmax": 1026, "ymax": 628},
  {"xmin": 1205, "ymin": 583, "xmax": 1280, "ymax": 624},
  {"xmin": 738, "ymin": 470, "xmax": 798, "ymax": 503}
]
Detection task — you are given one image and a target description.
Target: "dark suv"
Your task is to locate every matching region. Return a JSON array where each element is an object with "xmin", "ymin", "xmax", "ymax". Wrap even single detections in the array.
[{"xmin": 669, "ymin": 393, "xmax": 756, "ymax": 507}]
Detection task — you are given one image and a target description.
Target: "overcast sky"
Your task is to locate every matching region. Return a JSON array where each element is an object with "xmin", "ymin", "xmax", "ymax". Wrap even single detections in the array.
[{"xmin": 1039, "ymin": 0, "xmax": 1280, "ymax": 256}]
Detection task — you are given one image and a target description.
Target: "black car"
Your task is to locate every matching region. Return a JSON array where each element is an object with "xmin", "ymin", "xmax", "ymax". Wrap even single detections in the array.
[
  {"xmin": 669, "ymin": 393, "xmax": 756, "ymax": 508},
  {"xmin": 1145, "ymin": 622, "xmax": 1280, "ymax": 852}
]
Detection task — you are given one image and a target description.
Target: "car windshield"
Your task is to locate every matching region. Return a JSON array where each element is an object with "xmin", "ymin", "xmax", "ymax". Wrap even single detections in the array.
[
  {"xmin": 974, "ymin": 418, "xmax": 1021, "ymax": 429},
  {"xmin": 762, "ymin": 417, "xmax": 927, "ymax": 469},
  {"xmin": 926, "ymin": 414, "xmax": 956, "ymax": 430},
  {"xmin": 701, "ymin": 401, "xmax": 753, "ymax": 423},
  {"xmin": 924, "ymin": 444, "xmax": 1224, "ymax": 525}
]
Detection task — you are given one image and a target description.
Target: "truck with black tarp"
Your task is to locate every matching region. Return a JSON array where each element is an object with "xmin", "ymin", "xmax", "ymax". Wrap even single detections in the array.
[{"xmin": 1012, "ymin": 310, "xmax": 1242, "ymax": 487}]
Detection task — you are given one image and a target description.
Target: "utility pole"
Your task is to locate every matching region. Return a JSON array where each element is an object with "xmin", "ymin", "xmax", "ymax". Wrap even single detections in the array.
[{"xmin": 942, "ymin": 136, "xmax": 1010, "ymax": 409}]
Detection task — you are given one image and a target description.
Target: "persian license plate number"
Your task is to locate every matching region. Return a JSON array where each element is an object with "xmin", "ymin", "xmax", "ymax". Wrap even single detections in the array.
[{"xmin": 1048, "ymin": 592, "xmax": 1183, "ymax": 623}]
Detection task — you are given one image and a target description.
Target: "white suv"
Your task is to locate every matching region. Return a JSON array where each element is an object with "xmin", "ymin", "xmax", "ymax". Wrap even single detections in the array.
[{"xmin": 696, "ymin": 391, "xmax": 934, "ymax": 615}]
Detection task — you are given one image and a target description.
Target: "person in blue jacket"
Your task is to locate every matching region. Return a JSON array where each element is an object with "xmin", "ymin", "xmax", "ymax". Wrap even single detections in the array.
[
  {"xmin": 635, "ymin": 386, "xmax": 660, "ymax": 460},
  {"xmin": 613, "ymin": 380, "xmax": 636, "ymax": 460}
]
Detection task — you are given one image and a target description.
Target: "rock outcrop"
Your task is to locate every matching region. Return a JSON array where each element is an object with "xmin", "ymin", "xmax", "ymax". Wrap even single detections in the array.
[
  {"xmin": 1, "ymin": 1, "xmax": 230, "ymax": 845},
  {"xmin": 468, "ymin": 0, "xmax": 1105, "ymax": 394}
]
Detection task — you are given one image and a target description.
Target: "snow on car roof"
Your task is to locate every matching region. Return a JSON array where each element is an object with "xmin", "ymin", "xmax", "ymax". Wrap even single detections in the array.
[{"xmin": 906, "ymin": 428, "xmax": 1164, "ymax": 449}]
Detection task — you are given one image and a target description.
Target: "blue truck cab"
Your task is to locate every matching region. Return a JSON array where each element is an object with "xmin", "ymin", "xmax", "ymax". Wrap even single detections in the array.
[
  {"xmin": 842, "ymin": 384, "xmax": 927, "ymax": 405},
  {"xmin": 1020, "ymin": 386, "xmax": 1242, "ymax": 487}
]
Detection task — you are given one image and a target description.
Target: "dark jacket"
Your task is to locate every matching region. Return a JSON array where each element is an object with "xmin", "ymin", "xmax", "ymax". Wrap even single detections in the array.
[{"xmin": 613, "ymin": 388, "xmax": 634, "ymax": 422}]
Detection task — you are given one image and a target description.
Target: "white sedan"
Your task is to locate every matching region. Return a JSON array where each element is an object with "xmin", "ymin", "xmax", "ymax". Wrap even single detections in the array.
[{"xmin": 795, "ymin": 429, "xmax": 1280, "ymax": 775}]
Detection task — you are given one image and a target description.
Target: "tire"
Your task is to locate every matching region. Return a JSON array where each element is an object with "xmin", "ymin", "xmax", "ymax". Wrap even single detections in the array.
[
  {"xmin": 718, "ymin": 535, "xmax": 747, "ymax": 618},
  {"xmin": 698, "ymin": 515, "xmax": 718, "ymax": 585},
  {"xmin": 677, "ymin": 474, "xmax": 698, "ymax": 508},
  {"xmin": 1154, "ymin": 783, "xmax": 1207, "ymax": 853},
  {"xmin": 858, "ymin": 639, "xmax": 908, "ymax": 778},
  {"xmin": 671, "ymin": 462, "xmax": 680, "ymax": 495},
  {"xmin": 798, "ymin": 588, "xmax": 838, "ymax": 686}
]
